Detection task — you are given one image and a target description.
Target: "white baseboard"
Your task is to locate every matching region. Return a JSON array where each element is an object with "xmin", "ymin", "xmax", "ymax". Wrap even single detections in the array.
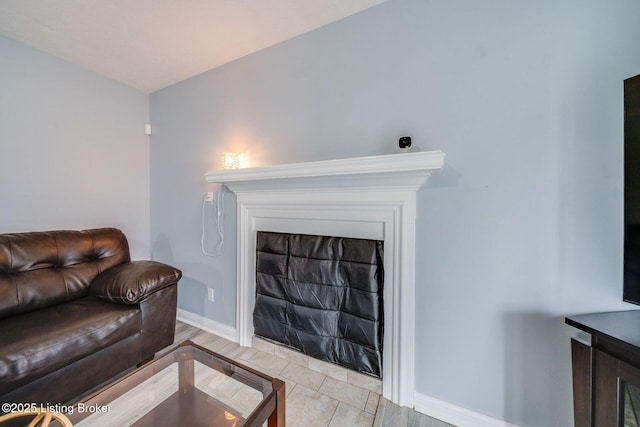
[
  {"xmin": 176, "ymin": 308, "xmax": 237, "ymax": 342},
  {"xmin": 414, "ymin": 392, "xmax": 519, "ymax": 427}
]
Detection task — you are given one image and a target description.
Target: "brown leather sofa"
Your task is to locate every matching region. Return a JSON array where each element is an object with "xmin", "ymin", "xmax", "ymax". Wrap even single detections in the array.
[{"xmin": 0, "ymin": 228, "xmax": 181, "ymax": 408}]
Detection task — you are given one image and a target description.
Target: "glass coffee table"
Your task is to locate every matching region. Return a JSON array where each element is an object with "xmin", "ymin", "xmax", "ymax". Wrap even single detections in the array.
[{"xmin": 66, "ymin": 340, "xmax": 285, "ymax": 427}]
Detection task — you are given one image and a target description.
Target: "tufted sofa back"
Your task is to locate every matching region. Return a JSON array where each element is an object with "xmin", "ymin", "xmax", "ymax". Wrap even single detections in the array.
[{"xmin": 0, "ymin": 228, "xmax": 130, "ymax": 320}]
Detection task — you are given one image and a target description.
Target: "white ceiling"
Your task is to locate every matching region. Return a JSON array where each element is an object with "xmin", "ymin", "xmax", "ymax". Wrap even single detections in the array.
[{"xmin": 0, "ymin": 0, "xmax": 386, "ymax": 93}]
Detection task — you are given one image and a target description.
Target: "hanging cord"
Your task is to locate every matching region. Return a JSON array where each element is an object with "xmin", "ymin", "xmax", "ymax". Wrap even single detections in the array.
[{"xmin": 201, "ymin": 186, "xmax": 225, "ymax": 256}]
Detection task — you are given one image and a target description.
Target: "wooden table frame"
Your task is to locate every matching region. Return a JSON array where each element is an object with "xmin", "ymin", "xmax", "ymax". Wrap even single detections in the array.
[{"xmin": 68, "ymin": 340, "xmax": 285, "ymax": 427}]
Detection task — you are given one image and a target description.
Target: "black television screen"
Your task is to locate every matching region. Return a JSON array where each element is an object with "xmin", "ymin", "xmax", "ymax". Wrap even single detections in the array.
[{"xmin": 624, "ymin": 73, "xmax": 640, "ymax": 304}]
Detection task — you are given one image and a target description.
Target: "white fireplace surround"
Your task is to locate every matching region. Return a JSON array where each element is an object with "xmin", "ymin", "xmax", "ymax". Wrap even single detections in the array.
[{"xmin": 205, "ymin": 151, "xmax": 445, "ymax": 408}]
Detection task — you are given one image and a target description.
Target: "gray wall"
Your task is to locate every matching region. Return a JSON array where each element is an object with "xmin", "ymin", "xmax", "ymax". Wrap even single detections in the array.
[
  {"xmin": 150, "ymin": 0, "xmax": 640, "ymax": 425},
  {"xmin": 0, "ymin": 36, "xmax": 151, "ymax": 258}
]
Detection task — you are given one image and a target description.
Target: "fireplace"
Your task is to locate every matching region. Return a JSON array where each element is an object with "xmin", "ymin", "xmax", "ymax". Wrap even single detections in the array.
[
  {"xmin": 205, "ymin": 151, "xmax": 445, "ymax": 406},
  {"xmin": 253, "ymin": 231, "xmax": 384, "ymax": 378}
]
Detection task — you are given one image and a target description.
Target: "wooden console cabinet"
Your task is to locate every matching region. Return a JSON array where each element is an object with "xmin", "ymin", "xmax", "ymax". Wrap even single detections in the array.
[{"xmin": 566, "ymin": 311, "xmax": 640, "ymax": 427}]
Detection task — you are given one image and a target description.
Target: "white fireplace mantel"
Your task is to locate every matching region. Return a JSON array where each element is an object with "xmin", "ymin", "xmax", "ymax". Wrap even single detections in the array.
[
  {"xmin": 205, "ymin": 150, "xmax": 445, "ymax": 193},
  {"xmin": 205, "ymin": 150, "xmax": 445, "ymax": 408}
]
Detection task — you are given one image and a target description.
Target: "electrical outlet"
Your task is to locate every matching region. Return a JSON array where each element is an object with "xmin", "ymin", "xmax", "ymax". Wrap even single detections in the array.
[
  {"xmin": 205, "ymin": 192, "xmax": 214, "ymax": 204},
  {"xmin": 207, "ymin": 288, "xmax": 215, "ymax": 302}
]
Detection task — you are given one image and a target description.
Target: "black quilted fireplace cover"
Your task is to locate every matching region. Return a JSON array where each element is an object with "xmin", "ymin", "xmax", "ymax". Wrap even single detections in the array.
[{"xmin": 253, "ymin": 231, "xmax": 384, "ymax": 378}]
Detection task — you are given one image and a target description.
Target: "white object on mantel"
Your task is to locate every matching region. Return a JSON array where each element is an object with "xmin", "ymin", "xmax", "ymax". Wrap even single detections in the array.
[
  {"xmin": 205, "ymin": 150, "xmax": 445, "ymax": 409},
  {"xmin": 205, "ymin": 150, "xmax": 445, "ymax": 192}
]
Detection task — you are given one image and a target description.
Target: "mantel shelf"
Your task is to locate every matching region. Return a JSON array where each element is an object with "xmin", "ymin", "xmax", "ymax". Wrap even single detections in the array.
[{"xmin": 205, "ymin": 150, "xmax": 445, "ymax": 193}]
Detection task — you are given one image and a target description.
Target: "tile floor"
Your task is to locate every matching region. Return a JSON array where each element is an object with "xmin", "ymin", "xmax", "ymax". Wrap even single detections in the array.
[{"xmin": 173, "ymin": 321, "xmax": 454, "ymax": 427}]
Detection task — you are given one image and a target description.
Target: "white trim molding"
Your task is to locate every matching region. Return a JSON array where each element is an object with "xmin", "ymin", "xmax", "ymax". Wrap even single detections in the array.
[
  {"xmin": 206, "ymin": 151, "xmax": 445, "ymax": 408},
  {"xmin": 177, "ymin": 308, "xmax": 236, "ymax": 342},
  {"xmin": 205, "ymin": 151, "xmax": 445, "ymax": 193},
  {"xmin": 414, "ymin": 393, "xmax": 520, "ymax": 427}
]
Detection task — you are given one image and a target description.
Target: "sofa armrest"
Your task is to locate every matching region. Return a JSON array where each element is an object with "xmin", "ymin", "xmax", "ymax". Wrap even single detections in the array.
[{"xmin": 90, "ymin": 261, "xmax": 182, "ymax": 305}]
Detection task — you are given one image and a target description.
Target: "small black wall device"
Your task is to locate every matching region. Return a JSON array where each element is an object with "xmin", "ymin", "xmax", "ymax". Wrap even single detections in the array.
[{"xmin": 399, "ymin": 136, "xmax": 411, "ymax": 149}]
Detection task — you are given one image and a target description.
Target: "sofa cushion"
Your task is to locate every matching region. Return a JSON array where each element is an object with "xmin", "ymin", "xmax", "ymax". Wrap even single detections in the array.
[
  {"xmin": 0, "ymin": 296, "xmax": 141, "ymax": 394},
  {"xmin": 0, "ymin": 228, "xmax": 130, "ymax": 319}
]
